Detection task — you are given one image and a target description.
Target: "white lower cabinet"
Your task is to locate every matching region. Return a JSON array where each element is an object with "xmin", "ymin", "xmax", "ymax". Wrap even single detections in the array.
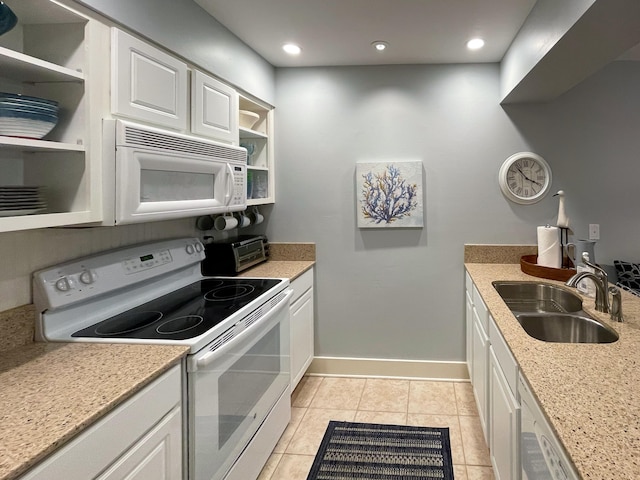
[
  {"xmin": 290, "ymin": 268, "xmax": 314, "ymax": 390},
  {"xmin": 96, "ymin": 406, "xmax": 181, "ymax": 480},
  {"xmin": 489, "ymin": 346, "xmax": 520, "ymax": 480},
  {"xmin": 20, "ymin": 365, "xmax": 183, "ymax": 480},
  {"xmin": 465, "ymin": 272, "xmax": 474, "ymax": 379},
  {"xmin": 471, "ymin": 307, "xmax": 490, "ymax": 443},
  {"xmin": 466, "ymin": 268, "xmax": 521, "ymax": 480}
]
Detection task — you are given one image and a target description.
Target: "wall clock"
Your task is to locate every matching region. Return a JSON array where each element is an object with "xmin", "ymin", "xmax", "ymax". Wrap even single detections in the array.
[{"xmin": 498, "ymin": 152, "xmax": 552, "ymax": 204}]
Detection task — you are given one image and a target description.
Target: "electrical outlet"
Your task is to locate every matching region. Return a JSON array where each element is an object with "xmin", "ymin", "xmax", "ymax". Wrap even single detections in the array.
[{"xmin": 589, "ymin": 224, "xmax": 600, "ymax": 240}]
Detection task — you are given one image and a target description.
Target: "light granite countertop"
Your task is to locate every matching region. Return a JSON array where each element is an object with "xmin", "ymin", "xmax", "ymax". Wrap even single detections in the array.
[
  {"xmin": 465, "ymin": 262, "xmax": 640, "ymax": 480},
  {"xmin": 237, "ymin": 260, "xmax": 314, "ymax": 280},
  {"xmin": 0, "ymin": 342, "xmax": 188, "ymax": 480},
  {"xmin": 238, "ymin": 242, "xmax": 315, "ymax": 281}
]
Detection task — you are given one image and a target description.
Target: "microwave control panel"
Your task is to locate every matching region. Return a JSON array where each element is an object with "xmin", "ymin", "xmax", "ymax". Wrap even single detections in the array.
[{"xmin": 229, "ymin": 165, "xmax": 246, "ymax": 209}]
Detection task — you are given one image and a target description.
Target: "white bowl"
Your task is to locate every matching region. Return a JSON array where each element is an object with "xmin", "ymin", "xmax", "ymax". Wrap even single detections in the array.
[
  {"xmin": 239, "ymin": 110, "xmax": 260, "ymax": 130},
  {"xmin": 0, "ymin": 117, "xmax": 57, "ymax": 139}
]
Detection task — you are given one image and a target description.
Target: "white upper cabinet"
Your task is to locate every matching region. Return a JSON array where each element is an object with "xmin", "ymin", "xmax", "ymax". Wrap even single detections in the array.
[
  {"xmin": 111, "ymin": 28, "xmax": 188, "ymax": 131},
  {"xmin": 191, "ymin": 70, "xmax": 238, "ymax": 144},
  {"xmin": 0, "ymin": 0, "xmax": 109, "ymax": 233}
]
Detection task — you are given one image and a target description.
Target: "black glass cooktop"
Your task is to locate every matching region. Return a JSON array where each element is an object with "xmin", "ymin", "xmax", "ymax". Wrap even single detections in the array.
[{"xmin": 72, "ymin": 278, "xmax": 282, "ymax": 340}]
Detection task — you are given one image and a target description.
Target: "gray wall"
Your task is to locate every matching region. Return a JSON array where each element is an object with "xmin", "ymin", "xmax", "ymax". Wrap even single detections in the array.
[
  {"xmin": 76, "ymin": 0, "xmax": 275, "ymax": 104},
  {"xmin": 271, "ymin": 64, "xmax": 542, "ymax": 361},
  {"xmin": 269, "ymin": 61, "xmax": 639, "ymax": 361},
  {"xmin": 504, "ymin": 60, "xmax": 640, "ymax": 263}
]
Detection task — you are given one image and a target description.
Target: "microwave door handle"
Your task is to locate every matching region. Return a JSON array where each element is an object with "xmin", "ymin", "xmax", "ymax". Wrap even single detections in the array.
[
  {"xmin": 224, "ymin": 163, "xmax": 234, "ymax": 206},
  {"xmin": 194, "ymin": 288, "xmax": 293, "ymax": 370}
]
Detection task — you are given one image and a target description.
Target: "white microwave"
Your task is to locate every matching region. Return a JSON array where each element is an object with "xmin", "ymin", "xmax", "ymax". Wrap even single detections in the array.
[{"xmin": 101, "ymin": 119, "xmax": 246, "ymax": 225}]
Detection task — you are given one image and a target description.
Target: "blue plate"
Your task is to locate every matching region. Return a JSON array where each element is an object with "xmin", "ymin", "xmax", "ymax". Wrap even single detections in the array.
[
  {"xmin": 0, "ymin": 104, "xmax": 58, "ymax": 115},
  {"xmin": 0, "ymin": 92, "xmax": 58, "ymax": 107},
  {"xmin": 0, "ymin": 109, "xmax": 58, "ymax": 121},
  {"xmin": 0, "ymin": 3, "xmax": 17, "ymax": 37}
]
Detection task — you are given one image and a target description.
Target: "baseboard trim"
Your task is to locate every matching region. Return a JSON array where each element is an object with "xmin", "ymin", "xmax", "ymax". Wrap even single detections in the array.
[{"xmin": 307, "ymin": 356, "xmax": 470, "ymax": 382}]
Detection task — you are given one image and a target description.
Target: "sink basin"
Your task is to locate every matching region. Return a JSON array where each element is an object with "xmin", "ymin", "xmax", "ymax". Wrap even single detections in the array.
[
  {"xmin": 492, "ymin": 281, "xmax": 618, "ymax": 344},
  {"xmin": 516, "ymin": 314, "xmax": 619, "ymax": 344},
  {"xmin": 492, "ymin": 281, "xmax": 583, "ymax": 313}
]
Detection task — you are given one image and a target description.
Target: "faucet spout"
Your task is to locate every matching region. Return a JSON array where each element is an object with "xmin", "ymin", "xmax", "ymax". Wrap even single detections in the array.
[{"xmin": 565, "ymin": 271, "xmax": 610, "ymax": 314}]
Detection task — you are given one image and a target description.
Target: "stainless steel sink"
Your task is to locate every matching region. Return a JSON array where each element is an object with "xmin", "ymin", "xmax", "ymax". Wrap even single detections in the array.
[
  {"xmin": 492, "ymin": 281, "xmax": 618, "ymax": 344},
  {"xmin": 492, "ymin": 281, "xmax": 583, "ymax": 313},
  {"xmin": 516, "ymin": 314, "xmax": 619, "ymax": 344}
]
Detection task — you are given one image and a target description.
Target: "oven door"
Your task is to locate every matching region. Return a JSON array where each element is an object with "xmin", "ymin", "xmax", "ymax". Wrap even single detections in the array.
[{"xmin": 186, "ymin": 289, "xmax": 292, "ymax": 480}]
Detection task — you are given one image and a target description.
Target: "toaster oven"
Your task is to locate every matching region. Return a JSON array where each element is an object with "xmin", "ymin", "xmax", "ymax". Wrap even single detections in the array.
[{"xmin": 202, "ymin": 235, "xmax": 269, "ymax": 276}]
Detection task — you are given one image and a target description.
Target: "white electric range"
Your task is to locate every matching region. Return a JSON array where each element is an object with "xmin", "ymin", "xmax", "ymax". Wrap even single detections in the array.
[{"xmin": 33, "ymin": 237, "xmax": 292, "ymax": 480}]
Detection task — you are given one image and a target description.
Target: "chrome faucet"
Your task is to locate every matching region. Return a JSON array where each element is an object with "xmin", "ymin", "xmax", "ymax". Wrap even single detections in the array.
[{"xmin": 565, "ymin": 253, "xmax": 623, "ymax": 321}]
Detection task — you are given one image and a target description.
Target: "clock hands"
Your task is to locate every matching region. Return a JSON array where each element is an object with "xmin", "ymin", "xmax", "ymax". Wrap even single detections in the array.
[{"xmin": 515, "ymin": 166, "xmax": 543, "ymax": 188}]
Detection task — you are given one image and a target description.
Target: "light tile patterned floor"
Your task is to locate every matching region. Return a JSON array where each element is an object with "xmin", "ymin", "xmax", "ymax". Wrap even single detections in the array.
[{"xmin": 258, "ymin": 375, "xmax": 495, "ymax": 480}]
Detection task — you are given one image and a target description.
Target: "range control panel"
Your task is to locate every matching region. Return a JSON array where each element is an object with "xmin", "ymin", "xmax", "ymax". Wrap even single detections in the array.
[
  {"xmin": 34, "ymin": 238, "xmax": 205, "ymax": 312},
  {"xmin": 122, "ymin": 249, "xmax": 173, "ymax": 275}
]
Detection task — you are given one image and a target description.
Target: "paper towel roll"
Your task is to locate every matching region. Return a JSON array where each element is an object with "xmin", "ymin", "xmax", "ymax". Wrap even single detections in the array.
[{"xmin": 537, "ymin": 225, "xmax": 561, "ymax": 268}]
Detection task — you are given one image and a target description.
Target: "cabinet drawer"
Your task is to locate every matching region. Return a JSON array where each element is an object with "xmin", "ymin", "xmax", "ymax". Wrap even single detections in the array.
[
  {"xmin": 291, "ymin": 268, "xmax": 313, "ymax": 305},
  {"xmin": 489, "ymin": 316, "xmax": 518, "ymax": 397},
  {"xmin": 472, "ymin": 284, "xmax": 489, "ymax": 332}
]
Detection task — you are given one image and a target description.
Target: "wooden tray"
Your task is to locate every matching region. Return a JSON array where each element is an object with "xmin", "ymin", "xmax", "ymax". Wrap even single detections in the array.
[{"xmin": 520, "ymin": 255, "xmax": 577, "ymax": 282}]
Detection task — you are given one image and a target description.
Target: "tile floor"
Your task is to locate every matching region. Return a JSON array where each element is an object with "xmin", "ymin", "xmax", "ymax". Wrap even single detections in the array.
[{"xmin": 257, "ymin": 375, "xmax": 495, "ymax": 480}]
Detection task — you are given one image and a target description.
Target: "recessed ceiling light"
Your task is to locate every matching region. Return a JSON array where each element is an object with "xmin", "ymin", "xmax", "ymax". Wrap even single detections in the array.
[
  {"xmin": 467, "ymin": 38, "xmax": 485, "ymax": 50},
  {"xmin": 282, "ymin": 43, "xmax": 302, "ymax": 55},
  {"xmin": 372, "ymin": 41, "xmax": 389, "ymax": 52}
]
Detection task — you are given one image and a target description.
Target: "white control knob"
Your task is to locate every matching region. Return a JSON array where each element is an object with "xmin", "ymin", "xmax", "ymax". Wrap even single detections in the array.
[
  {"xmin": 194, "ymin": 242, "xmax": 203, "ymax": 252},
  {"xmin": 54, "ymin": 276, "xmax": 76, "ymax": 292},
  {"xmin": 185, "ymin": 244, "xmax": 195, "ymax": 255},
  {"xmin": 79, "ymin": 270, "xmax": 96, "ymax": 285}
]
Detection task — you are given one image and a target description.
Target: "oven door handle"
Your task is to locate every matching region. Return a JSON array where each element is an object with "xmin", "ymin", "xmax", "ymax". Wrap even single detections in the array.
[{"xmin": 194, "ymin": 288, "xmax": 293, "ymax": 370}]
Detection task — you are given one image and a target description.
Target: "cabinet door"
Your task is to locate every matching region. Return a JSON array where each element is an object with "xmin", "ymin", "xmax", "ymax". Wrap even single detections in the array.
[
  {"xmin": 471, "ymin": 309, "xmax": 489, "ymax": 443},
  {"xmin": 191, "ymin": 70, "xmax": 239, "ymax": 143},
  {"xmin": 96, "ymin": 407, "xmax": 182, "ymax": 480},
  {"xmin": 290, "ymin": 287, "xmax": 314, "ymax": 389},
  {"xmin": 112, "ymin": 28, "xmax": 188, "ymax": 131},
  {"xmin": 466, "ymin": 287, "xmax": 473, "ymax": 378},
  {"xmin": 489, "ymin": 347, "xmax": 520, "ymax": 480}
]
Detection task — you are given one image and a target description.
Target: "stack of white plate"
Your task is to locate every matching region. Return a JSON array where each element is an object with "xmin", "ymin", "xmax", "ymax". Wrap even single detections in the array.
[
  {"xmin": 0, "ymin": 186, "xmax": 47, "ymax": 216},
  {"xmin": 0, "ymin": 93, "xmax": 59, "ymax": 139}
]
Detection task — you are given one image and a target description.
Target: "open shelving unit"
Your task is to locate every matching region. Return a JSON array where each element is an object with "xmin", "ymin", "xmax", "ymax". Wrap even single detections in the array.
[
  {"xmin": 0, "ymin": 0, "xmax": 109, "ymax": 232},
  {"xmin": 239, "ymin": 95, "xmax": 274, "ymax": 206}
]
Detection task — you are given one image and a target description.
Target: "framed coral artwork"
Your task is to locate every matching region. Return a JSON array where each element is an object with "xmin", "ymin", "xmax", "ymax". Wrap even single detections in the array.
[{"xmin": 356, "ymin": 160, "xmax": 424, "ymax": 228}]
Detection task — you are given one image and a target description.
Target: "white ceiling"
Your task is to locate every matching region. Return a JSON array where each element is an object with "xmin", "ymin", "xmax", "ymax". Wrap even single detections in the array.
[{"xmin": 194, "ymin": 0, "xmax": 539, "ymax": 67}]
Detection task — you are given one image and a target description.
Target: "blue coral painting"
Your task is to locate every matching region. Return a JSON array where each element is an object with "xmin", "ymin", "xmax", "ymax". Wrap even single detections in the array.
[{"xmin": 356, "ymin": 160, "xmax": 423, "ymax": 228}]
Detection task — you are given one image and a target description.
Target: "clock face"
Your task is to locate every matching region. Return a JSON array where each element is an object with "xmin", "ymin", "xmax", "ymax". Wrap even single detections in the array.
[{"xmin": 498, "ymin": 152, "xmax": 552, "ymax": 204}]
